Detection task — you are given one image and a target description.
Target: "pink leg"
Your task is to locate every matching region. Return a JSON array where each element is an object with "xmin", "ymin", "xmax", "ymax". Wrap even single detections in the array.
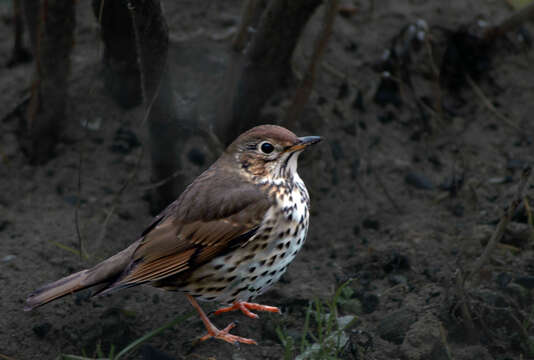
[
  {"xmin": 186, "ymin": 295, "xmax": 257, "ymax": 345},
  {"xmin": 214, "ymin": 301, "xmax": 281, "ymax": 319}
]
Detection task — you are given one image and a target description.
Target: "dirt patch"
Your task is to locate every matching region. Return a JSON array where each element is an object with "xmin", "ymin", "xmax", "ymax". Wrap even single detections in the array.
[{"xmin": 1, "ymin": 1, "xmax": 534, "ymax": 359}]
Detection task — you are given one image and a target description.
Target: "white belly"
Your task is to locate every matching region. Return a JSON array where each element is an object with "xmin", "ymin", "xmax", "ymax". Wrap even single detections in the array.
[{"xmin": 182, "ymin": 175, "xmax": 310, "ymax": 304}]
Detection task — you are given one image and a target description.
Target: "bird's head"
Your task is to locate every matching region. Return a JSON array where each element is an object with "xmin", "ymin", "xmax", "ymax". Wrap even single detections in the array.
[{"xmin": 224, "ymin": 125, "xmax": 322, "ymax": 180}]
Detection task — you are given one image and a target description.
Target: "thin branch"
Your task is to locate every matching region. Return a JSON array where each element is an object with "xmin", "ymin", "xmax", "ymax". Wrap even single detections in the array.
[
  {"xmin": 1, "ymin": 94, "xmax": 30, "ymax": 123},
  {"xmin": 484, "ymin": 2, "xmax": 534, "ymax": 41},
  {"xmin": 466, "ymin": 75, "xmax": 520, "ymax": 132},
  {"xmin": 96, "ymin": 147, "xmax": 144, "ymax": 249},
  {"xmin": 439, "ymin": 322, "xmax": 454, "ymax": 360},
  {"xmin": 232, "ymin": 0, "xmax": 266, "ymax": 52},
  {"xmin": 455, "ymin": 269, "xmax": 476, "ymax": 339},
  {"xmin": 285, "ymin": 0, "xmax": 339, "ymax": 128},
  {"xmin": 74, "ymin": 145, "xmax": 86, "ymax": 261},
  {"xmin": 374, "ymin": 172, "xmax": 403, "ymax": 213},
  {"xmin": 137, "ymin": 167, "xmax": 186, "ymax": 191},
  {"xmin": 466, "ymin": 166, "xmax": 532, "ymax": 284}
]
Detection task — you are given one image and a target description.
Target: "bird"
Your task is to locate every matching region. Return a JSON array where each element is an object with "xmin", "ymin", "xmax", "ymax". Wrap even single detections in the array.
[{"xmin": 25, "ymin": 124, "xmax": 322, "ymax": 345}]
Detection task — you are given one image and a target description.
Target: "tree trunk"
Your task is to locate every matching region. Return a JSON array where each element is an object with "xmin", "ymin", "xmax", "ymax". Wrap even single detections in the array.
[
  {"xmin": 92, "ymin": 0, "xmax": 142, "ymax": 109},
  {"xmin": 22, "ymin": 0, "xmax": 75, "ymax": 164},
  {"xmin": 216, "ymin": 0, "xmax": 322, "ymax": 145},
  {"xmin": 7, "ymin": 0, "xmax": 32, "ymax": 67},
  {"xmin": 127, "ymin": 0, "xmax": 189, "ymax": 211}
]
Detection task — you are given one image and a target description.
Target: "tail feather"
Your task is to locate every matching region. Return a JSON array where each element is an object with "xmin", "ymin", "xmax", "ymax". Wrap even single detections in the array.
[{"xmin": 25, "ymin": 239, "xmax": 141, "ymax": 311}]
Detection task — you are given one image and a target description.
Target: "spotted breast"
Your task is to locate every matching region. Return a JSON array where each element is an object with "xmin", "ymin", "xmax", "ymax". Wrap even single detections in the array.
[{"xmin": 181, "ymin": 169, "xmax": 310, "ymax": 304}]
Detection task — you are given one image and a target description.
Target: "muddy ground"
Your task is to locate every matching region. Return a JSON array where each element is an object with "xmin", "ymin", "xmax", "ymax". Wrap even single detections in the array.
[{"xmin": 2, "ymin": 0, "xmax": 534, "ymax": 359}]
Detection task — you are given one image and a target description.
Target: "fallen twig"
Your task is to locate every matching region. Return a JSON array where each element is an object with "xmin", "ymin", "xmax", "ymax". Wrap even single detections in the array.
[
  {"xmin": 454, "ymin": 268, "xmax": 476, "ymax": 339},
  {"xmin": 466, "ymin": 166, "xmax": 532, "ymax": 285},
  {"xmin": 439, "ymin": 322, "xmax": 454, "ymax": 360},
  {"xmin": 466, "ymin": 75, "xmax": 520, "ymax": 132}
]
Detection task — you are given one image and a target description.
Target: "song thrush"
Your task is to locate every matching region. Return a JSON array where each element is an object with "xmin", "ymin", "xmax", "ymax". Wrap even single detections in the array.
[{"xmin": 25, "ymin": 124, "xmax": 322, "ymax": 345}]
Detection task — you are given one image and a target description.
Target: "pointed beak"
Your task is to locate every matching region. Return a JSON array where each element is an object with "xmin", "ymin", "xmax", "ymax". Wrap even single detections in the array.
[{"xmin": 287, "ymin": 136, "xmax": 323, "ymax": 152}]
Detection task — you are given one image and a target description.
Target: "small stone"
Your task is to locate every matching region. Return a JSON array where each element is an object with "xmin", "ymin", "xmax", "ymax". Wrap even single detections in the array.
[
  {"xmin": 80, "ymin": 117, "xmax": 102, "ymax": 131},
  {"xmin": 110, "ymin": 127, "xmax": 141, "ymax": 154},
  {"xmin": 33, "ymin": 322, "xmax": 52, "ymax": 338},
  {"xmin": 487, "ymin": 176, "xmax": 513, "ymax": 184},
  {"xmin": 389, "ymin": 274, "xmax": 407, "ymax": 285},
  {"xmin": 1, "ymin": 254, "xmax": 15, "ymax": 262},
  {"xmin": 376, "ymin": 307, "xmax": 418, "ymax": 344},
  {"xmin": 362, "ymin": 218, "xmax": 380, "ymax": 230},
  {"xmin": 383, "ymin": 253, "xmax": 410, "ymax": 273},
  {"xmin": 361, "ymin": 293, "xmax": 379, "ymax": 314},
  {"xmin": 400, "ymin": 313, "xmax": 441, "ymax": 360},
  {"xmin": 405, "ymin": 172, "xmax": 434, "ymax": 190}
]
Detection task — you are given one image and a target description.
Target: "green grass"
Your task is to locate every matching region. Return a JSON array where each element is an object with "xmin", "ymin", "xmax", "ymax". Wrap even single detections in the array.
[
  {"xmin": 58, "ymin": 311, "xmax": 194, "ymax": 360},
  {"xmin": 276, "ymin": 281, "xmax": 359, "ymax": 360}
]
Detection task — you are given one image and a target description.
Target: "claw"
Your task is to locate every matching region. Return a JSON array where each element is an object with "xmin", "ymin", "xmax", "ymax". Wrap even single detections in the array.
[
  {"xmin": 214, "ymin": 301, "xmax": 281, "ymax": 319},
  {"xmin": 187, "ymin": 295, "xmax": 258, "ymax": 345}
]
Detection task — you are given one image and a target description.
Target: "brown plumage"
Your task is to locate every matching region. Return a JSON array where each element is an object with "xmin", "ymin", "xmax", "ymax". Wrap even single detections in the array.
[{"xmin": 26, "ymin": 124, "xmax": 321, "ymax": 345}]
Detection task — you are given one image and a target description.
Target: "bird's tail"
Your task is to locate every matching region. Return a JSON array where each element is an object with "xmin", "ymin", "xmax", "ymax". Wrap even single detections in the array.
[{"xmin": 25, "ymin": 240, "xmax": 140, "ymax": 311}]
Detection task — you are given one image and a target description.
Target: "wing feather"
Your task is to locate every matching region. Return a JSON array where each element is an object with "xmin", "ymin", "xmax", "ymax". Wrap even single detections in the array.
[{"xmin": 110, "ymin": 164, "xmax": 271, "ymax": 289}]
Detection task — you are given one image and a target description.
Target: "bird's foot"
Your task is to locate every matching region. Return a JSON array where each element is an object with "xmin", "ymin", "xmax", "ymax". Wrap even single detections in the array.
[
  {"xmin": 187, "ymin": 295, "xmax": 257, "ymax": 345},
  {"xmin": 214, "ymin": 301, "xmax": 281, "ymax": 319},
  {"xmin": 199, "ymin": 322, "xmax": 257, "ymax": 345}
]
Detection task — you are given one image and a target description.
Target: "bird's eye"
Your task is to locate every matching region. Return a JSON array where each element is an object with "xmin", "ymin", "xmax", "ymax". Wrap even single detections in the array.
[{"xmin": 259, "ymin": 142, "xmax": 274, "ymax": 154}]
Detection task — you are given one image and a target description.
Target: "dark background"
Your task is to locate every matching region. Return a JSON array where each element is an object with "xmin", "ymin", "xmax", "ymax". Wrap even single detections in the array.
[{"xmin": 1, "ymin": 0, "xmax": 534, "ymax": 359}]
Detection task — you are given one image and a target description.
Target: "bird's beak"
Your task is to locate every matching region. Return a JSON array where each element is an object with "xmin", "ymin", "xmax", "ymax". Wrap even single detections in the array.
[{"xmin": 287, "ymin": 136, "xmax": 323, "ymax": 152}]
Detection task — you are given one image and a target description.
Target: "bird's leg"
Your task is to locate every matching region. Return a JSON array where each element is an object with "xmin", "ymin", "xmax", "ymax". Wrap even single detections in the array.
[
  {"xmin": 214, "ymin": 301, "xmax": 281, "ymax": 319},
  {"xmin": 186, "ymin": 295, "xmax": 257, "ymax": 345}
]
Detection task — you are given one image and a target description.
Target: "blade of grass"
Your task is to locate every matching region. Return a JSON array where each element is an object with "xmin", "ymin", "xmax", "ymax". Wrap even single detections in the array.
[
  {"xmin": 48, "ymin": 240, "xmax": 89, "ymax": 260},
  {"xmin": 59, "ymin": 355, "xmax": 102, "ymax": 360},
  {"xmin": 114, "ymin": 311, "xmax": 194, "ymax": 360},
  {"xmin": 300, "ymin": 301, "xmax": 312, "ymax": 353},
  {"xmin": 315, "ymin": 298, "xmax": 324, "ymax": 344}
]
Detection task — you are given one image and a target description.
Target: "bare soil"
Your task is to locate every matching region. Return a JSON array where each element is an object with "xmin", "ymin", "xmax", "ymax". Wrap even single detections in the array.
[{"xmin": 1, "ymin": 1, "xmax": 534, "ymax": 359}]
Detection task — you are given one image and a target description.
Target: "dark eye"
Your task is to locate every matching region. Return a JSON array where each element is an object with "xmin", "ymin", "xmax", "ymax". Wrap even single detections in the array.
[{"xmin": 260, "ymin": 142, "xmax": 274, "ymax": 154}]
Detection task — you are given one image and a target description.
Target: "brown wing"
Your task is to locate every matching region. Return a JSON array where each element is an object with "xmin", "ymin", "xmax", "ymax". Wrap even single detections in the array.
[{"xmin": 110, "ymin": 164, "xmax": 271, "ymax": 287}]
